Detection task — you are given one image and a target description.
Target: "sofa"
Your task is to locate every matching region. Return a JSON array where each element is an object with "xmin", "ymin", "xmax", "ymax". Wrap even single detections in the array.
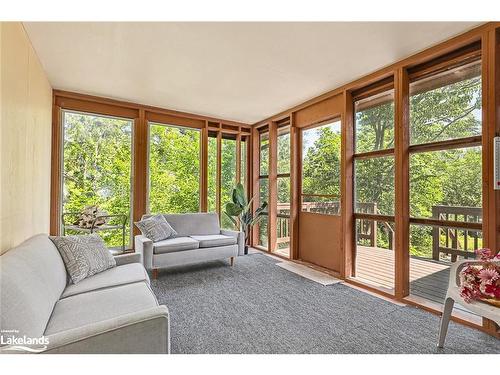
[
  {"xmin": 0, "ymin": 234, "xmax": 169, "ymax": 354},
  {"xmin": 135, "ymin": 212, "xmax": 244, "ymax": 278}
]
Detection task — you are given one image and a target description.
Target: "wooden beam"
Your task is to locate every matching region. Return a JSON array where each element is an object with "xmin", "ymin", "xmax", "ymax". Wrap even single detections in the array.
[
  {"xmin": 341, "ymin": 90, "xmax": 355, "ymax": 279},
  {"xmin": 289, "ymin": 113, "xmax": 300, "ymax": 260},
  {"xmin": 268, "ymin": 121, "xmax": 278, "ymax": 252},
  {"xmin": 49, "ymin": 105, "xmax": 62, "ymax": 235},
  {"xmin": 394, "ymin": 68, "xmax": 410, "ymax": 299},
  {"xmin": 200, "ymin": 121, "xmax": 209, "ymax": 212}
]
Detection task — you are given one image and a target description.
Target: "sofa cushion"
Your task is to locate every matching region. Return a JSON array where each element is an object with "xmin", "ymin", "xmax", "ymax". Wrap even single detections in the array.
[
  {"xmin": 153, "ymin": 237, "xmax": 199, "ymax": 254},
  {"xmin": 142, "ymin": 213, "xmax": 220, "ymax": 237},
  {"xmin": 135, "ymin": 214, "xmax": 177, "ymax": 242},
  {"xmin": 189, "ymin": 234, "xmax": 237, "ymax": 248},
  {"xmin": 61, "ymin": 263, "xmax": 149, "ymax": 298},
  {"xmin": 44, "ymin": 283, "xmax": 158, "ymax": 335},
  {"xmin": 0, "ymin": 234, "xmax": 67, "ymax": 339},
  {"xmin": 50, "ymin": 234, "xmax": 116, "ymax": 284}
]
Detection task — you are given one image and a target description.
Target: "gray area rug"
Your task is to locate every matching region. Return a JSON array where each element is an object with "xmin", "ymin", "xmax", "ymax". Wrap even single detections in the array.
[{"xmin": 150, "ymin": 253, "xmax": 500, "ymax": 354}]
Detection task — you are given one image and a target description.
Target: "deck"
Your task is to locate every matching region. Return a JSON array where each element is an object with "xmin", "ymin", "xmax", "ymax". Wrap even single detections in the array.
[{"xmin": 355, "ymin": 245, "xmax": 450, "ymax": 304}]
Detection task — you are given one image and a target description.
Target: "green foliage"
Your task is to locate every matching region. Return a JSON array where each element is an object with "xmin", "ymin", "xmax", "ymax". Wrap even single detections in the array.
[
  {"xmin": 62, "ymin": 112, "xmax": 132, "ymax": 247},
  {"xmin": 224, "ymin": 183, "xmax": 268, "ymax": 243}
]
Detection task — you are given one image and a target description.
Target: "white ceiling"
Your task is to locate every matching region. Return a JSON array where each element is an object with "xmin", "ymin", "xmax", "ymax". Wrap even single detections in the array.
[{"xmin": 24, "ymin": 22, "xmax": 480, "ymax": 124}]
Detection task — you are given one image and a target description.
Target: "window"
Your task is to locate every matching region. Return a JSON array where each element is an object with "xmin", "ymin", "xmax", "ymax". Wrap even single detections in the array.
[
  {"xmin": 408, "ymin": 57, "xmax": 483, "ymax": 305},
  {"xmin": 301, "ymin": 120, "xmax": 341, "ymax": 215},
  {"xmin": 353, "ymin": 87, "xmax": 395, "ymax": 294},
  {"xmin": 221, "ymin": 136, "xmax": 237, "ymax": 229},
  {"xmin": 207, "ymin": 134, "xmax": 218, "ymax": 213},
  {"xmin": 148, "ymin": 123, "xmax": 200, "ymax": 214},
  {"xmin": 258, "ymin": 130, "xmax": 269, "ymax": 249},
  {"xmin": 62, "ymin": 110, "xmax": 133, "ymax": 249},
  {"xmin": 276, "ymin": 126, "xmax": 291, "ymax": 255}
]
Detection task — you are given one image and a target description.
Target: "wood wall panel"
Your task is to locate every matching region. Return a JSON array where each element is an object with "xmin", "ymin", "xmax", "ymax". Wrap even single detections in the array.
[
  {"xmin": 298, "ymin": 212, "xmax": 342, "ymax": 272},
  {"xmin": 1, "ymin": 22, "xmax": 52, "ymax": 252},
  {"xmin": 294, "ymin": 94, "xmax": 343, "ymax": 128}
]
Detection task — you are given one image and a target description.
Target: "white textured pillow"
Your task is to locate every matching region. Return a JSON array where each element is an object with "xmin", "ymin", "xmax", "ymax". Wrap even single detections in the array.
[
  {"xmin": 135, "ymin": 214, "xmax": 177, "ymax": 242},
  {"xmin": 50, "ymin": 234, "xmax": 116, "ymax": 284}
]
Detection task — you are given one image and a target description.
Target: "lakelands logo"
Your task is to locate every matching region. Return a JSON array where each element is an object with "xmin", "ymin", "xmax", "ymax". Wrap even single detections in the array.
[{"xmin": 0, "ymin": 330, "xmax": 49, "ymax": 353}]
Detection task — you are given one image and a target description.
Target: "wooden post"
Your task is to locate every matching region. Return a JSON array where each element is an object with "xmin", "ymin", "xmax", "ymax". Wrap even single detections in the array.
[
  {"xmin": 394, "ymin": 67, "xmax": 410, "ymax": 299},
  {"xmin": 268, "ymin": 121, "xmax": 278, "ymax": 252},
  {"xmin": 216, "ymin": 129, "xmax": 222, "ymax": 220},
  {"xmin": 432, "ymin": 206, "xmax": 440, "ymax": 260},
  {"xmin": 251, "ymin": 127, "xmax": 260, "ymax": 247}
]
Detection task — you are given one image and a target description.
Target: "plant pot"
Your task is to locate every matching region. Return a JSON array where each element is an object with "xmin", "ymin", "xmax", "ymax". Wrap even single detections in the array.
[{"xmin": 244, "ymin": 245, "xmax": 249, "ymax": 255}]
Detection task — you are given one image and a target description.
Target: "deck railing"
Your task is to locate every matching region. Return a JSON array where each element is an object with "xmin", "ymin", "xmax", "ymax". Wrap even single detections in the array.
[
  {"xmin": 431, "ymin": 205, "xmax": 482, "ymax": 261},
  {"xmin": 273, "ymin": 202, "xmax": 482, "ymax": 260}
]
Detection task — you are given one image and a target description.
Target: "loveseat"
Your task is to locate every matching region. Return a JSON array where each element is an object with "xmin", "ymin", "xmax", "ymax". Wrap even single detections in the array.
[
  {"xmin": 0, "ymin": 234, "xmax": 169, "ymax": 354},
  {"xmin": 135, "ymin": 212, "xmax": 244, "ymax": 278}
]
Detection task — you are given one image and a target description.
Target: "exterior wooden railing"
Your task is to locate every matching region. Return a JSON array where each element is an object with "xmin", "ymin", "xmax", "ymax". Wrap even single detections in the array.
[{"xmin": 431, "ymin": 205, "xmax": 482, "ymax": 261}]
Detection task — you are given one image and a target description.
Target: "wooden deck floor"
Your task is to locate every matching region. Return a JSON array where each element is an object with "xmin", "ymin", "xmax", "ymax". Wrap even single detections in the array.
[{"xmin": 355, "ymin": 245, "xmax": 450, "ymax": 304}]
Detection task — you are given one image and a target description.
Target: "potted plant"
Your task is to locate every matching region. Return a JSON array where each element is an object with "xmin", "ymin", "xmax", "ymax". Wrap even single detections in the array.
[{"xmin": 224, "ymin": 183, "xmax": 267, "ymax": 255}]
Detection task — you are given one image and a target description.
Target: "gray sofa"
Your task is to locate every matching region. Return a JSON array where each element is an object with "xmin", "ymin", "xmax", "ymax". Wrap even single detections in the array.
[
  {"xmin": 135, "ymin": 212, "xmax": 244, "ymax": 278},
  {"xmin": 0, "ymin": 234, "xmax": 169, "ymax": 354}
]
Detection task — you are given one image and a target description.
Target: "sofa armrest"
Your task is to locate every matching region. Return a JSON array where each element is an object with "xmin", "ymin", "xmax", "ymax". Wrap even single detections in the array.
[
  {"xmin": 43, "ymin": 306, "xmax": 170, "ymax": 354},
  {"xmin": 135, "ymin": 235, "xmax": 153, "ymax": 269},
  {"xmin": 114, "ymin": 252, "xmax": 141, "ymax": 266},
  {"xmin": 221, "ymin": 229, "xmax": 245, "ymax": 256}
]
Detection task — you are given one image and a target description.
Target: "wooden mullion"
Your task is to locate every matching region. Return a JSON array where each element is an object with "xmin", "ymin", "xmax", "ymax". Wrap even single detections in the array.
[
  {"xmin": 408, "ymin": 136, "xmax": 482, "ymax": 154},
  {"xmin": 268, "ymin": 121, "xmax": 278, "ymax": 252},
  {"xmin": 216, "ymin": 130, "xmax": 222, "ymax": 221},
  {"xmin": 50, "ymin": 105, "xmax": 62, "ymax": 235},
  {"xmin": 481, "ymin": 28, "xmax": 500, "ymax": 337},
  {"xmin": 200, "ymin": 121, "xmax": 209, "ymax": 212},
  {"xmin": 132, "ymin": 109, "xmax": 147, "ymax": 239},
  {"xmin": 353, "ymin": 148, "xmax": 395, "ymax": 160},
  {"xmin": 290, "ymin": 113, "xmax": 300, "ymax": 260},
  {"xmin": 251, "ymin": 127, "xmax": 260, "ymax": 247},
  {"xmin": 394, "ymin": 67, "xmax": 410, "ymax": 299},
  {"xmin": 236, "ymin": 133, "xmax": 241, "ymax": 184},
  {"xmin": 341, "ymin": 90, "xmax": 355, "ymax": 279}
]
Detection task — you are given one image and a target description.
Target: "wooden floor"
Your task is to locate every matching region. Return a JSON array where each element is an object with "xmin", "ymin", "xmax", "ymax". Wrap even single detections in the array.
[{"xmin": 355, "ymin": 245, "xmax": 450, "ymax": 305}]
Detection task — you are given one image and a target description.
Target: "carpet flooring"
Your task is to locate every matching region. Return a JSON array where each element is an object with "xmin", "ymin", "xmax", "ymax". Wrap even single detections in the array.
[{"xmin": 150, "ymin": 253, "xmax": 500, "ymax": 354}]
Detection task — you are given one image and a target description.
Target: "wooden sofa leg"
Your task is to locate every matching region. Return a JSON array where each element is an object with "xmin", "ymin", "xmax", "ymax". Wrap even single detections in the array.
[
  {"xmin": 152, "ymin": 269, "xmax": 158, "ymax": 279},
  {"xmin": 230, "ymin": 257, "xmax": 234, "ymax": 266}
]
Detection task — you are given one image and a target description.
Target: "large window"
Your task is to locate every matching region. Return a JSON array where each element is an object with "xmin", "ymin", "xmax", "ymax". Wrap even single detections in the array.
[
  {"xmin": 62, "ymin": 110, "xmax": 133, "ymax": 249},
  {"xmin": 301, "ymin": 120, "xmax": 342, "ymax": 215},
  {"xmin": 207, "ymin": 134, "xmax": 218, "ymax": 213},
  {"xmin": 353, "ymin": 88, "xmax": 395, "ymax": 293},
  {"xmin": 276, "ymin": 126, "xmax": 291, "ymax": 255},
  {"xmin": 408, "ymin": 59, "xmax": 483, "ymax": 304},
  {"xmin": 148, "ymin": 123, "xmax": 200, "ymax": 213},
  {"xmin": 258, "ymin": 130, "xmax": 269, "ymax": 249},
  {"xmin": 221, "ymin": 136, "xmax": 237, "ymax": 229}
]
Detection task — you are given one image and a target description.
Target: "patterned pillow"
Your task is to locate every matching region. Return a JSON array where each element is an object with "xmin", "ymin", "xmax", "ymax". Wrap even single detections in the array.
[
  {"xmin": 50, "ymin": 234, "xmax": 116, "ymax": 284},
  {"xmin": 135, "ymin": 214, "xmax": 177, "ymax": 242}
]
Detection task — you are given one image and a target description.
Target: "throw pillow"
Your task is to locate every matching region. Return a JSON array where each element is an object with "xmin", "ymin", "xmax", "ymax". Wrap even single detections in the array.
[
  {"xmin": 135, "ymin": 214, "xmax": 177, "ymax": 242},
  {"xmin": 50, "ymin": 234, "xmax": 116, "ymax": 284}
]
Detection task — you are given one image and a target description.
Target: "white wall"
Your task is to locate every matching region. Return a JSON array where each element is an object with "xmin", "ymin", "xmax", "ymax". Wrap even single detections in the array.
[{"xmin": 0, "ymin": 22, "xmax": 53, "ymax": 254}]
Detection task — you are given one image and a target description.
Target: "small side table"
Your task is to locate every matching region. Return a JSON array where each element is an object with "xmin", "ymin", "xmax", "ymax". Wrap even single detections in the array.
[{"xmin": 62, "ymin": 213, "xmax": 128, "ymax": 252}]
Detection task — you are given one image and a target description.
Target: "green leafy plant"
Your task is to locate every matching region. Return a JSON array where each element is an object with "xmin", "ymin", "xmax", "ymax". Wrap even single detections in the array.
[{"xmin": 224, "ymin": 183, "xmax": 267, "ymax": 244}]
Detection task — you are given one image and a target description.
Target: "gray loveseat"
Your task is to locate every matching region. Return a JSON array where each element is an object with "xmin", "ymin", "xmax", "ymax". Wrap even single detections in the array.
[
  {"xmin": 135, "ymin": 213, "xmax": 244, "ymax": 278},
  {"xmin": 0, "ymin": 234, "xmax": 169, "ymax": 354}
]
